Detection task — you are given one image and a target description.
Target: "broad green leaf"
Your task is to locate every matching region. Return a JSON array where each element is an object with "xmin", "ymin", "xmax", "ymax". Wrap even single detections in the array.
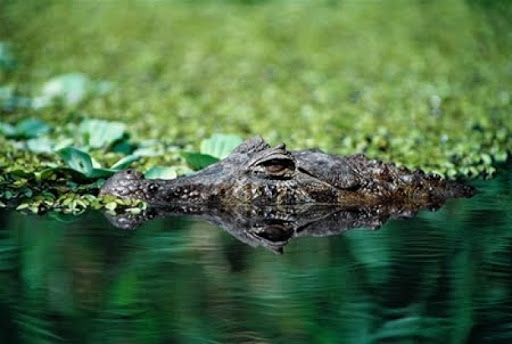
[
  {"xmin": 181, "ymin": 152, "xmax": 219, "ymax": 170},
  {"xmin": 58, "ymin": 147, "xmax": 93, "ymax": 176},
  {"xmin": 26, "ymin": 138, "xmax": 54, "ymax": 153},
  {"xmin": 0, "ymin": 121, "xmax": 15, "ymax": 136},
  {"xmin": 15, "ymin": 118, "xmax": 50, "ymax": 138},
  {"xmin": 112, "ymin": 140, "xmax": 135, "ymax": 155},
  {"xmin": 88, "ymin": 168, "xmax": 116, "ymax": 178},
  {"xmin": 133, "ymin": 146, "xmax": 160, "ymax": 157},
  {"xmin": 91, "ymin": 157, "xmax": 103, "ymax": 169},
  {"xmin": 0, "ymin": 118, "xmax": 50, "ymax": 139},
  {"xmin": 0, "ymin": 86, "xmax": 29, "ymax": 110},
  {"xmin": 79, "ymin": 119, "xmax": 127, "ymax": 149},
  {"xmin": 133, "ymin": 140, "xmax": 164, "ymax": 157},
  {"xmin": 200, "ymin": 134, "xmax": 243, "ymax": 159},
  {"xmin": 145, "ymin": 166, "xmax": 179, "ymax": 180},
  {"xmin": 31, "ymin": 73, "xmax": 113, "ymax": 109},
  {"xmin": 41, "ymin": 73, "xmax": 89, "ymax": 105},
  {"xmin": 110, "ymin": 154, "xmax": 140, "ymax": 170},
  {"xmin": 53, "ymin": 137, "xmax": 74, "ymax": 151}
]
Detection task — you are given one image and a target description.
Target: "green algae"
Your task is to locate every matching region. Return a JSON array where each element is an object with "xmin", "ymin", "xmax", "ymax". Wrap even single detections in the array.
[{"xmin": 0, "ymin": 0, "xmax": 511, "ymax": 213}]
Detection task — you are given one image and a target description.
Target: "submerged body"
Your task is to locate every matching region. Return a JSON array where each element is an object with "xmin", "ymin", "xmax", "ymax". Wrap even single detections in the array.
[{"xmin": 100, "ymin": 136, "xmax": 474, "ymax": 207}]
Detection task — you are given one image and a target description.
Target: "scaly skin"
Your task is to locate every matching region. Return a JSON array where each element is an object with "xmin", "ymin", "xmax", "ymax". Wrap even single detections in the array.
[{"xmin": 100, "ymin": 136, "xmax": 475, "ymax": 207}]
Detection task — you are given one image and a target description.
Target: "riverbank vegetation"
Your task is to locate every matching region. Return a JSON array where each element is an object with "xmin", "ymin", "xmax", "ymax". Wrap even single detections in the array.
[{"xmin": 0, "ymin": 0, "xmax": 511, "ymax": 213}]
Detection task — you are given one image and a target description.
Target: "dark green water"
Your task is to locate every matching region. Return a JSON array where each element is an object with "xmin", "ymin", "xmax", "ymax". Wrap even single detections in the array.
[{"xmin": 1, "ymin": 171, "xmax": 511, "ymax": 344}]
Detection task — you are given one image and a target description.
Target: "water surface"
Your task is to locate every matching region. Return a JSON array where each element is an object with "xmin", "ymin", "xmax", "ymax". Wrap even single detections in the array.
[{"xmin": 0, "ymin": 172, "xmax": 511, "ymax": 343}]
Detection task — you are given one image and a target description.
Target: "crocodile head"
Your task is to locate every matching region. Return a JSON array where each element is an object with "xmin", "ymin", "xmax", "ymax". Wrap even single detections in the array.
[
  {"xmin": 100, "ymin": 136, "xmax": 358, "ymax": 205},
  {"xmin": 100, "ymin": 136, "xmax": 473, "ymax": 206}
]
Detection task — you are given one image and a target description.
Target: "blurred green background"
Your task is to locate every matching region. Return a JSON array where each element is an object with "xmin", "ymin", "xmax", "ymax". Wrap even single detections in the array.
[{"xmin": 1, "ymin": 0, "xmax": 511, "ymax": 177}]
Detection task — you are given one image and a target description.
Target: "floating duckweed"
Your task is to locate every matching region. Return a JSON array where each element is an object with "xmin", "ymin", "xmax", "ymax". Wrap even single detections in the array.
[
  {"xmin": 15, "ymin": 203, "xmax": 29, "ymax": 211},
  {"xmin": 105, "ymin": 202, "xmax": 117, "ymax": 211},
  {"xmin": 0, "ymin": 0, "xmax": 511, "ymax": 215},
  {"xmin": 126, "ymin": 207, "xmax": 141, "ymax": 215}
]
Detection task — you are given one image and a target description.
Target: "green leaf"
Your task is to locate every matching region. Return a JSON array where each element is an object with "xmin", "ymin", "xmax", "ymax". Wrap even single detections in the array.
[
  {"xmin": 0, "ymin": 121, "xmax": 16, "ymax": 136},
  {"xmin": 90, "ymin": 157, "xmax": 103, "ymax": 169},
  {"xmin": 87, "ymin": 168, "xmax": 116, "ymax": 178},
  {"xmin": 145, "ymin": 166, "xmax": 179, "ymax": 180},
  {"xmin": 16, "ymin": 203, "xmax": 29, "ymax": 210},
  {"xmin": 0, "ymin": 118, "xmax": 50, "ymax": 139},
  {"xmin": 57, "ymin": 147, "xmax": 135, "ymax": 179},
  {"xmin": 112, "ymin": 140, "xmax": 135, "ymax": 155},
  {"xmin": 26, "ymin": 138, "xmax": 54, "ymax": 153},
  {"xmin": 200, "ymin": 134, "xmax": 243, "ymax": 159},
  {"xmin": 35, "ymin": 168, "xmax": 56, "ymax": 181},
  {"xmin": 40, "ymin": 73, "xmax": 89, "ymax": 105},
  {"xmin": 110, "ymin": 154, "xmax": 140, "ymax": 170},
  {"xmin": 105, "ymin": 202, "xmax": 117, "ymax": 211},
  {"xmin": 0, "ymin": 86, "xmax": 28, "ymax": 110},
  {"xmin": 79, "ymin": 119, "xmax": 127, "ymax": 149},
  {"xmin": 181, "ymin": 152, "xmax": 219, "ymax": 170},
  {"xmin": 15, "ymin": 118, "xmax": 50, "ymax": 138},
  {"xmin": 58, "ymin": 147, "xmax": 93, "ymax": 176}
]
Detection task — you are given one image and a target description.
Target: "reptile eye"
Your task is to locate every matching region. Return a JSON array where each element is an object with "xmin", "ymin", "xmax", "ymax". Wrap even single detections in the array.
[
  {"xmin": 264, "ymin": 161, "xmax": 287, "ymax": 174},
  {"xmin": 256, "ymin": 158, "xmax": 295, "ymax": 178}
]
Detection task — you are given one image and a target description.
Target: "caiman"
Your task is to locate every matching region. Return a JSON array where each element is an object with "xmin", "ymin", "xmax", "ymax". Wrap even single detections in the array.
[
  {"xmin": 100, "ymin": 136, "xmax": 474, "ymax": 207},
  {"xmin": 104, "ymin": 203, "xmax": 431, "ymax": 254}
]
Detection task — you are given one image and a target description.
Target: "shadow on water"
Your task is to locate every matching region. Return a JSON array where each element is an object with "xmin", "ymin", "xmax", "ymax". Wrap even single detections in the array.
[{"xmin": 0, "ymin": 170, "xmax": 511, "ymax": 343}]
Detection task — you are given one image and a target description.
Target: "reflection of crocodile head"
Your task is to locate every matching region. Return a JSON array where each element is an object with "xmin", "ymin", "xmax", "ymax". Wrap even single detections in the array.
[
  {"xmin": 101, "ymin": 136, "xmax": 474, "ymax": 207},
  {"xmin": 104, "ymin": 203, "xmax": 439, "ymax": 254}
]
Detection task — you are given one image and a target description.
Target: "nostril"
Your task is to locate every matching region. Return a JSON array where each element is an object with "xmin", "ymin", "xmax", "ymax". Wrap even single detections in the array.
[{"xmin": 148, "ymin": 183, "xmax": 159, "ymax": 193}]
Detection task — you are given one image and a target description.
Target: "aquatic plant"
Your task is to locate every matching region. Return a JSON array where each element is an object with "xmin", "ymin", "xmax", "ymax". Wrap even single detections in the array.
[{"xmin": 0, "ymin": 0, "xmax": 511, "ymax": 213}]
